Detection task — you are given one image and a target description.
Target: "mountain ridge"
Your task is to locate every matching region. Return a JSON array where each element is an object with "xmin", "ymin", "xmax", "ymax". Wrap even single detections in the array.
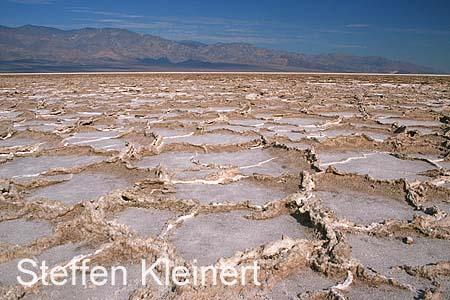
[{"xmin": 0, "ymin": 24, "xmax": 439, "ymax": 73}]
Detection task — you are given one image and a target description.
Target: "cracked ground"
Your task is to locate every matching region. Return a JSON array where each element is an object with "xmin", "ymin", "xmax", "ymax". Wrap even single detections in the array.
[{"xmin": 0, "ymin": 73, "xmax": 450, "ymax": 300}]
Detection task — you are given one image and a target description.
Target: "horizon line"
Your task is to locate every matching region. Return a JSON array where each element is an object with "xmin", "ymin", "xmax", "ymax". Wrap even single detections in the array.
[{"xmin": 1, "ymin": 71, "xmax": 449, "ymax": 76}]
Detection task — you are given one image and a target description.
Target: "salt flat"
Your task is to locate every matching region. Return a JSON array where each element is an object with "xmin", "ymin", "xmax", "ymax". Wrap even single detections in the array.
[{"xmin": 0, "ymin": 73, "xmax": 449, "ymax": 300}]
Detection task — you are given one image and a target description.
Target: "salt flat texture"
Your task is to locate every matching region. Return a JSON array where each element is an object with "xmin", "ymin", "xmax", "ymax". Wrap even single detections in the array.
[{"xmin": 0, "ymin": 73, "xmax": 449, "ymax": 300}]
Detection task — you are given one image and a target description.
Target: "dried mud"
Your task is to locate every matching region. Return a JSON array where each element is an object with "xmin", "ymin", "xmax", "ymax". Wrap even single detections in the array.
[{"xmin": 0, "ymin": 73, "xmax": 449, "ymax": 300}]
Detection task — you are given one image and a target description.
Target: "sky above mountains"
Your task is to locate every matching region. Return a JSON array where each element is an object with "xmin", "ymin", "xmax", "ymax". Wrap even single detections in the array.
[{"xmin": 1, "ymin": 0, "xmax": 449, "ymax": 71}]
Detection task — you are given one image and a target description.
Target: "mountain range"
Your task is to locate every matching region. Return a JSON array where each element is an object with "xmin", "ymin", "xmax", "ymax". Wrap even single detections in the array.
[{"xmin": 0, "ymin": 25, "xmax": 438, "ymax": 73}]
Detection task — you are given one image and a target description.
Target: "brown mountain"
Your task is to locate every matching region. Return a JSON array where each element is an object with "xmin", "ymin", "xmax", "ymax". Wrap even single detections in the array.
[{"xmin": 0, "ymin": 25, "xmax": 437, "ymax": 73}]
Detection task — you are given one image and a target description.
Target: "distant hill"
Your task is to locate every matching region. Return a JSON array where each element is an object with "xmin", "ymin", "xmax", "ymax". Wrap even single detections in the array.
[{"xmin": 0, "ymin": 24, "xmax": 438, "ymax": 73}]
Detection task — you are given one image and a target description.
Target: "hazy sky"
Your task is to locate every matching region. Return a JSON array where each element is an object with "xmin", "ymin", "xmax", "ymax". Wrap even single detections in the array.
[{"xmin": 1, "ymin": 0, "xmax": 449, "ymax": 71}]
